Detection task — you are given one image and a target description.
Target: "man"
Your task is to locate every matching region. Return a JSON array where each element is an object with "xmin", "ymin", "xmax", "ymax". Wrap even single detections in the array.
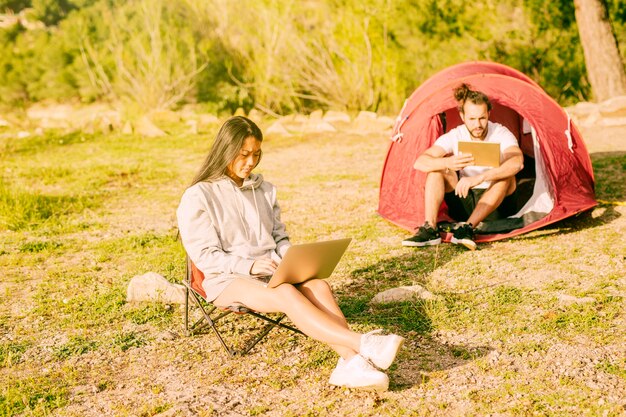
[{"xmin": 402, "ymin": 83, "xmax": 524, "ymax": 250}]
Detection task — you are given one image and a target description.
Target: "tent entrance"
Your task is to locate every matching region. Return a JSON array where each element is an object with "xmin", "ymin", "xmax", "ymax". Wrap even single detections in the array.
[{"xmin": 438, "ymin": 104, "xmax": 553, "ymax": 234}]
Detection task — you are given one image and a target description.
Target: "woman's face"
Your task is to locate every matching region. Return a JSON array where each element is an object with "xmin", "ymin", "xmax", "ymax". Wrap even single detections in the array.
[{"xmin": 226, "ymin": 136, "xmax": 262, "ymax": 185}]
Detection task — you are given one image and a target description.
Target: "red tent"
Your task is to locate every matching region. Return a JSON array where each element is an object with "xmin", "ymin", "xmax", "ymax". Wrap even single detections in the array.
[{"xmin": 378, "ymin": 61, "xmax": 597, "ymax": 242}]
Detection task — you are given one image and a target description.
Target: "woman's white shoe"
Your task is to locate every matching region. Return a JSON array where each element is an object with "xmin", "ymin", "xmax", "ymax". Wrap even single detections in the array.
[
  {"xmin": 328, "ymin": 354, "xmax": 389, "ymax": 392},
  {"xmin": 359, "ymin": 329, "xmax": 404, "ymax": 370}
]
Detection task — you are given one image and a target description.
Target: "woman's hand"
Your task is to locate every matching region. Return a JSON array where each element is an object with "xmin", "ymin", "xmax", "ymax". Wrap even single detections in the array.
[{"xmin": 250, "ymin": 258, "xmax": 278, "ymax": 276}]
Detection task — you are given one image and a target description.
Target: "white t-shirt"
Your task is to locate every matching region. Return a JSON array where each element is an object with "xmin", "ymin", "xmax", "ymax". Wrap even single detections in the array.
[{"xmin": 434, "ymin": 121, "xmax": 519, "ymax": 189}]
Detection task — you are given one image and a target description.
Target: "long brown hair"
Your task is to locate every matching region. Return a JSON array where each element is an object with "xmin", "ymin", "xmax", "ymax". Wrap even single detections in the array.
[{"xmin": 190, "ymin": 116, "xmax": 263, "ymax": 185}]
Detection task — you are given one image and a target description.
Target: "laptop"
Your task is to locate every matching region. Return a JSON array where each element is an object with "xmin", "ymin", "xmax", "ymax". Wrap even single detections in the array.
[
  {"xmin": 458, "ymin": 141, "xmax": 501, "ymax": 167},
  {"xmin": 262, "ymin": 238, "xmax": 352, "ymax": 288}
]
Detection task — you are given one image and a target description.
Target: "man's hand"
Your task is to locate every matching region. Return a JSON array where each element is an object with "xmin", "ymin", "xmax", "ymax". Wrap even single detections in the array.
[
  {"xmin": 446, "ymin": 154, "xmax": 474, "ymax": 172},
  {"xmin": 250, "ymin": 258, "xmax": 278, "ymax": 276},
  {"xmin": 455, "ymin": 175, "xmax": 484, "ymax": 198}
]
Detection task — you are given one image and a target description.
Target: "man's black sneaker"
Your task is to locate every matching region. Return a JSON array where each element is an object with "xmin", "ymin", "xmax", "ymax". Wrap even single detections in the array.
[
  {"xmin": 402, "ymin": 222, "xmax": 442, "ymax": 247},
  {"xmin": 450, "ymin": 223, "xmax": 476, "ymax": 251}
]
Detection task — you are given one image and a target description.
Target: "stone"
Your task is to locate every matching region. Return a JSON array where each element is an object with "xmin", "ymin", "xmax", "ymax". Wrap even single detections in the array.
[
  {"xmin": 371, "ymin": 284, "xmax": 438, "ymax": 304},
  {"xmin": 126, "ymin": 272, "xmax": 187, "ymax": 304},
  {"xmin": 310, "ymin": 120, "xmax": 337, "ymax": 132},
  {"xmin": 122, "ymin": 121, "xmax": 133, "ymax": 135},
  {"xmin": 309, "ymin": 110, "xmax": 323, "ymax": 120},
  {"xmin": 599, "ymin": 95, "xmax": 626, "ymax": 118},
  {"xmin": 186, "ymin": 119, "xmax": 198, "ymax": 135},
  {"xmin": 355, "ymin": 110, "xmax": 378, "ymax": 121},
  {"xmin": 247, "ymin": 109, "xmax": 263, "ymax": 122},
  {"xmin": 266, "ymin": 121, "xmax": 290, "ymax": 135},
  {"xmin": 135, "ymin": 116, "xmax": 167, "ymax": 138},
  {"xmin": 323, "ymin": 111, "xmax": 351, "ymax": 123},
  {"xmin": 567, "ymin": 101, "xmax": 598, "ymax": 117}
]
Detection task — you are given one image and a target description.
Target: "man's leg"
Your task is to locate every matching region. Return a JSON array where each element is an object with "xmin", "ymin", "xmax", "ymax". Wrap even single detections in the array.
[
  {"xmin": 424, "ymin": 170, "xmax": 458, "ymax": 226},
  {"xmin": 403, "ymin": 170, "xmax": 457, "ymax": 247},
  {"xmin": 467, "ymin": 176, "xmax": 516, "ymax": 226},
  {"xmin": 451, "ymin": 176, "xmax": 516, "ymax": 251}
]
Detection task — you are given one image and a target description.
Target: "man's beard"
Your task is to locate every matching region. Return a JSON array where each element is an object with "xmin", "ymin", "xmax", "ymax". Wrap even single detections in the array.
[{"xmin": 470, "ymin": 127, "xmax": 487, "ymax": 140}]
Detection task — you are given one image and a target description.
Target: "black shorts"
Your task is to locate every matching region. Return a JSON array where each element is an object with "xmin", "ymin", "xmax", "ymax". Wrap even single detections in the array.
[{"xmin": 444, "ymin": 188, "xmax": 518, "ymax": 223}]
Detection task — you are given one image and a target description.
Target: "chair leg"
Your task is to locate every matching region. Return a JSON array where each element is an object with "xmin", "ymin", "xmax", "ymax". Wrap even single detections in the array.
[
  {"xmin": 184, "ymin": 284, "xmax": 303, "ymax": 357},
  {"xmin": 188, "ymin": 289, "xmax": 236, "ymax": 357},
  {"xmin": 184, "ymin": 285, "xmax": 190, "ymax": 336}
]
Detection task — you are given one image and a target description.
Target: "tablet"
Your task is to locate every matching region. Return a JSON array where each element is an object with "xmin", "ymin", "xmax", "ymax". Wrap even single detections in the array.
[{"xmin": 458, "ymin": 141, "xmax": 501, "ymax": 167}]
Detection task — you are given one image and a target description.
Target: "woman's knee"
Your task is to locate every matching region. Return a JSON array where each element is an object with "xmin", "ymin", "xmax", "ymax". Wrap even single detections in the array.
[
  {"xmin": 273, "ymin": 283, "xmax": 303, "ymax": 299},
  {"xmin": 299, "ymin": 278, "xmax": 332, "ymax": 294}
]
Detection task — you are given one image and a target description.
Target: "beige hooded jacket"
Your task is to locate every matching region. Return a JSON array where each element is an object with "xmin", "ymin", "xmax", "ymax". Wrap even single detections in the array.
[{"xmin": 176, "ymin": 173, "xmax": 290, "ymax": 301}]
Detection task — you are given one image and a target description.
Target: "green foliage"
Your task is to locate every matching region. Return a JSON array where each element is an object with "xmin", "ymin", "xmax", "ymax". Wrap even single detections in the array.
[
  {"xmin": 19, "ymin": 240, "xmax": 62, "ymax": 253},
  {"xmin": 52, "ymin": 335, "xmax": 98, "ymax": 360},
  {"xmin": 0, "ymin": 342, "xmax": 29, "ymax": 367},
  {"xmin": 0, "ymin": 181, "xmax": 98, "ymax": 231},
  {"xmin": 111, "ymin": 331, "xmax": 147, "ymax": 352},
  {"xmin": 2, "ymin": 0, "xmax": 625, "ymax": 111},
  {"xmin": 0, "ymin": 372, "xmax": 69, "ymax": 417}
]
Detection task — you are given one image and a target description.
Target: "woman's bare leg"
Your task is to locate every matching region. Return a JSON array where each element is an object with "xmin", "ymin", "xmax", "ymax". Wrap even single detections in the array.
[
  {"xmin": 295, "ymin": 279, "xmax": 356, "ymax": 359},
  {"xmin": 214, "ymin": 278, "xmax": 362, "ymax": 354}
]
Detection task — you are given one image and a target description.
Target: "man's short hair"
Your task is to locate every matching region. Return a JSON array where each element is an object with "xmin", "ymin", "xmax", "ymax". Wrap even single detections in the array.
[{"xmin": 454, "ymin": 83, "xmax": 492, "ymax": 114}]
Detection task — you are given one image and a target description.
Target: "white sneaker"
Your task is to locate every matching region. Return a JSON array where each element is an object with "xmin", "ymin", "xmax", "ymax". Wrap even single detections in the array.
[
  {"xmin": 328, "ymin": 355, "xmax": 389, "ymax": 392},
  {"xmin": 359, "ymin": 329, "xmax": 404, "ymax": 370}
]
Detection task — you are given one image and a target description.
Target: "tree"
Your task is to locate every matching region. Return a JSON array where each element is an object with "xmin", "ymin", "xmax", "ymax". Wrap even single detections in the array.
[{"xmin": 574, "ymin": 0, "xmax": 626, "ymax": 102}]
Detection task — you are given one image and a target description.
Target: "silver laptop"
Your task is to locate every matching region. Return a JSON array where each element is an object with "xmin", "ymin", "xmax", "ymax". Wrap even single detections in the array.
[{"xmin": 263, "ymin": 238, "xmax": 352, "ymax": 288}]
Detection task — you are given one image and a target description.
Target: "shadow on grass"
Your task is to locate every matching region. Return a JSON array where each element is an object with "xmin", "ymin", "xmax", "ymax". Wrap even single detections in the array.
[{"xmin": 337, "ymin": 245, "xmax": 492, "ymax": 391}]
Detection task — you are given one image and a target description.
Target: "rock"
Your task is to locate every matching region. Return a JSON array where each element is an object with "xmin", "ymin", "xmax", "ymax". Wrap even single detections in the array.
[
  {"xmin": 310, "ymin": 120, "xmax": 337, "ymax": 132},
  {"xmin": 601, "ymin": 117, "xmax": 626, "ymax": 127},
  {"xmin": 0, "ymin": 118, "xmax": 10, "ymax": 128},
  {"xmin": 122, "ymin": 121, "xmax": 133, "ymax": 135},
  {"xmin": 186, "ymin": 119, "xmax": 198, "ymax": 135},
  {"xmin": 294, "ymin": 114, "xmax": 309, "ymax": 123},
  {"xmin": 150, "ymin": 110, "xmax": 181, "ymax": 124},
  {"xmin": 567, "ymin": 101, "xmax": 598, "ymax": 118},
  {"xmin": 309, "ymin": 110, "xmax": 323, "ymax": 120},
  {"xmin": 371, "ymin": 284, "xmax": 438, "ymax": 304},
  {"xmin": 126, "ymin": 272, "xmax": 187, "ymax": 304},
  {"xmin": 198, "ymin": 114, "xmax": 219, "ymax": 125},
  {"xmin": 323, "ymin": 111, "xmax": 351, "ymax": 123},
  {"xmin": 265, "ymin": 121, "xmax": 290, "ymax": 135},
  {"xmin": 247, "ymin": 109, "xmax": 263, "ymax": 123},
  {"xmin": 599, "ymin": 95, "xmax": 626, "ymax": 118},
  {"xmin": 353, "ymin": 112, "xmax": 394, "ymax": 133},
  {"xmin": 135, "ymin": 116, "xmax": 167, "ymax": 138},
  {"xmin": 355, "ymin": 110, "xmax": 378, "ymax": 120}
]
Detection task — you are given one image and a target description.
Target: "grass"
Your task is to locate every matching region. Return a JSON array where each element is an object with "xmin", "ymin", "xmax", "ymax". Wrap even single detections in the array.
[{"xmin": 0, "ymin": 125, "xmax": 624, "ymax": 416}]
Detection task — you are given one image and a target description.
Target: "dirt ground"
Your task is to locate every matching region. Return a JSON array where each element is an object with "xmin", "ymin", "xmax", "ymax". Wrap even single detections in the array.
[
  {"xmin": 4, "ymin": 118, "xmax": 624, "ymax": 417},
  {"xmin": 64, "ymin": 123, "xmax": 626, "ymax": 416}
]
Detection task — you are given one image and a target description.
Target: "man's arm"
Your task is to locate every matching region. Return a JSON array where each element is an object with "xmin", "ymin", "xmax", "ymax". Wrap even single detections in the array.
[
  {"xmin": 414, "ymin": 145, "xmax": 474, "ymax": 173},
  {"xmin": 454, "ymin": 146, "xmax": 524, "ymax": 198},
  {"xmin": 471, "ymin": 146, "xmax": 523, "ymax": 184}
]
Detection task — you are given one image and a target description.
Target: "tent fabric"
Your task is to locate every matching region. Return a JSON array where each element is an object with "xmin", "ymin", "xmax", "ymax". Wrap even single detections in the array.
[{"xmin": 379, "ymin": 62, "xmax": 597, "ymax": 243}]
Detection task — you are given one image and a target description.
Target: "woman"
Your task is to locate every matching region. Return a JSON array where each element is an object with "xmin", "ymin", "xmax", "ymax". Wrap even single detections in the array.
[{"xmin": 177, "ymin": 116, "xmax": 403, "ymax": 391}]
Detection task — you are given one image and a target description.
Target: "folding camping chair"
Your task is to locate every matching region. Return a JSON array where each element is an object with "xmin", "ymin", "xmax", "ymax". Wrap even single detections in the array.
[{"xmin": 183, "ymin": 256, "xmax": 303, "ymax": 357}]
